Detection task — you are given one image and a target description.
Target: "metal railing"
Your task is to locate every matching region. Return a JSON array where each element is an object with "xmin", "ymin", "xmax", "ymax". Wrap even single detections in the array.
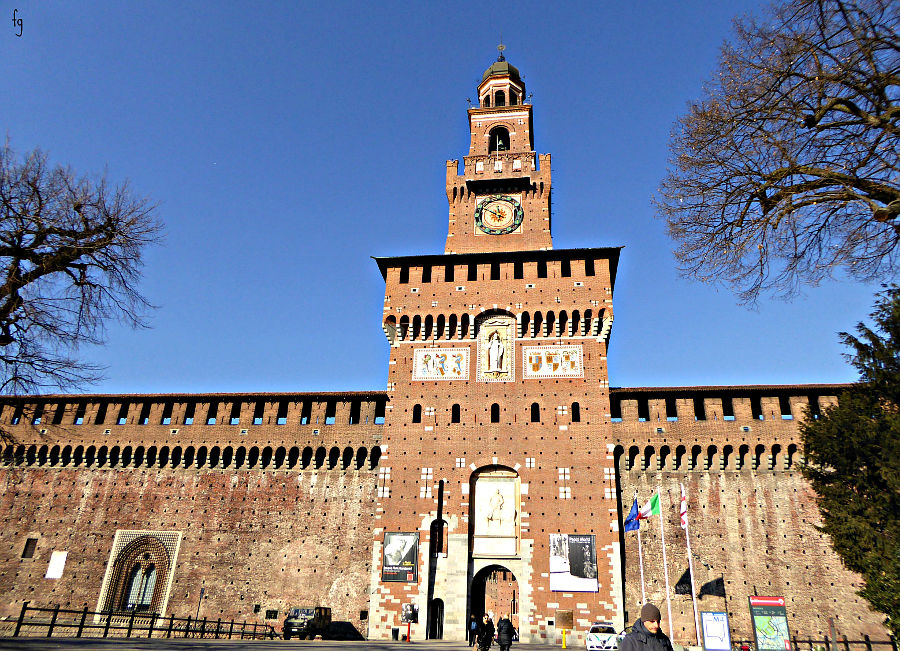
[
  {"xmin": 4, "ymin": 601, "xmax": 279, "ymax": 639},
  {"xmin": 731, "ymin": 636, "xmax": 899, "ymax": 651}
]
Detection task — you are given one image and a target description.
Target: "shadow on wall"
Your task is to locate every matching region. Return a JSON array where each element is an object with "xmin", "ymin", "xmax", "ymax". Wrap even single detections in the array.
[{"xmin": 326, "ymin": 621, "xmax": 365, "ymax": 640}]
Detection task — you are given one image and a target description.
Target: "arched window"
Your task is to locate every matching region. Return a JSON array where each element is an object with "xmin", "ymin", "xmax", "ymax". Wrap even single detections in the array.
[
  {"xmin": 412, "ymin": 404, "xmax": 422, "ymax": 423},
  {"xmin": 122, "ymin": 563, "xmax": 156, "ymax": 612},
  {"xmin": 451, "ymin": 404, "xmax": 461, "ymax": 423},
  {"xmin": 510, "ymin": 92, "xmax": 518, "ymax": 105},
  {"xmin": 530, "ymin": 403, "xmax": 540, "ymax": 423},
  {"xmin": 571, "ymin": 402, "xmax": 581, "ymax": 422},
  {"xmin": 491, "ymin": 403, "xmax": 500, "ymax": 423},
  {"xmin": 494, "ymin": 90, "xmax": 506, "ymax": 107},
  {"xmin": 482, "ymin": 94, "xmax": 490, "ymax": 108},
  {"xmin": 489, "ymin": 127, "xmax": 510, "ymax": 153}
]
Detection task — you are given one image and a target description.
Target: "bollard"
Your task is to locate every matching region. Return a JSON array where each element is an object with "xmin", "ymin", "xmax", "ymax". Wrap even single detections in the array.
[{"xmin": 562, "ymin": 628, "xmax": 567, "ymax": 649}]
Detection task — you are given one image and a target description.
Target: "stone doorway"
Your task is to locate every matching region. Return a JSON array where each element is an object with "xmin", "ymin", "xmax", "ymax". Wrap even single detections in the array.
[
  {"xmin": 470, "ymin": 565, "xmax": 519, "ymax": 632},
  {"xmin": 427, "ymin": 598, "xmax": 444, "ymax": 639}
]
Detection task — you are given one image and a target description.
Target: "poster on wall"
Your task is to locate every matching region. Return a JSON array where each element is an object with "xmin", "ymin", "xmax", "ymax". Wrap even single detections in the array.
[
  {"xmin": 701, "ymin": 611, "xmax": 732, "ymax": 651},
  {"xmin": 522, "ymin": 345, "xmax": 584, "ymax": 379},
  {"xmin": 748, "ymin": 596, "xmax": 791, "ymax": 651},
  {"xmin": 549, "ymin": 534, "xmax": 598, "ymax": 592},
  {"xmin": 401, "ymin": 603, "xmax": 419, "ymax": 623},
  {"xmin": 382, "ymin": 532, "xmax": 419, "ymax": 582}
]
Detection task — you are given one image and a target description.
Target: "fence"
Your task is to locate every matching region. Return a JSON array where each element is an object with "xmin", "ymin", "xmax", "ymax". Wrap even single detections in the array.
[
  {"xmin": 4, "ymin": 601, "xmax": 279, "ymax": 639},
  {"xmin": 731, "ymin": 636, "xmax": 898, "ymax": 651}
]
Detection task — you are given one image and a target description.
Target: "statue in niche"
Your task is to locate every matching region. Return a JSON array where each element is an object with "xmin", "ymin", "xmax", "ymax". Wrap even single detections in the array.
[{"xmin": 487, "ymin": 331, "xmax": 505, "ymax": 372}]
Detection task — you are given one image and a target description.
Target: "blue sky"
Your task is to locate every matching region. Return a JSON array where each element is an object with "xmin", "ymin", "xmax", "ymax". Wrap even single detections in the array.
[{"xmin": 2, "ymin": 1, "xmax": 876, "ymax": 394}]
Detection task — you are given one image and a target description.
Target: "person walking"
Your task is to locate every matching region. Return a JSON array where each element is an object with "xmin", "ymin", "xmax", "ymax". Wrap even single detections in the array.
[
  {"xmin": 477, "ymin": 614, "xmax": 495, "ymax": 651},
  {"xmin": 618, "ymin": 604, "xmax": 674, "ymax": 651},
  {"xmin": 469, "ymin": 614, "xmax": 479, "ymax": 647},
  {"xmin": 497, "ymin": 613, "xmax": 515, "ymax": 651}
]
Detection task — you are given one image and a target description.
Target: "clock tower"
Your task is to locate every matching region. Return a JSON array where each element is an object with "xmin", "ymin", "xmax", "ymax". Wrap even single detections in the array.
[
  {"xmin": 446, "ymin": 49, "xmax": 553, "ymax": 254},
  {"xmin": 370, "ymin": 50, "xmax": 621, "ymax": 644}
]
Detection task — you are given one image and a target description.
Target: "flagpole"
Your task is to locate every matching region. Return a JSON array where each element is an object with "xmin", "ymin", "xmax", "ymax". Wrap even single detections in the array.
[
  {"xmin": 637, "ymin": 528, "xmax": 646, "ymax": 604},
  {"xmin": 683, "ymin": 483, "xmax": 701, "ymax": 646},
  {"xmin": 657, "ymin": 487, "xmax": 674, "ymax": 640}
]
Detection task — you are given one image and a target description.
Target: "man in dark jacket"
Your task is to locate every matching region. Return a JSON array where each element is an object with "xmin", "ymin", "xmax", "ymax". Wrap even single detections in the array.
[
  {"xmin": 618, "ymin": 604, "xmax": 674, "ymax": 651},
  {"xmin": 478, "ymin": 614, "xmax": 495, "ymax": 650},
  {"xmin": 497, "ymin": 613, "xmax": 515, "ymax": 651}
]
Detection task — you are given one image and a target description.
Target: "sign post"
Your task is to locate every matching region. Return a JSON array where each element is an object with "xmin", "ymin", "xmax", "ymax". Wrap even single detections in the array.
[{"xmin": 748, "ymin": 596, "xmax": 792, "ymax": 651}]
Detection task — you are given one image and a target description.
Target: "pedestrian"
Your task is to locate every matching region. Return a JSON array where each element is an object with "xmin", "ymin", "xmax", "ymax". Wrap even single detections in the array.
[
  {"xmin": 497, "ymin": 612, "xmax": 515, "ymax": 651},
  {"xmin": 618, "ymin": 604, "xmax": 674, "ymax": 651},
  {"xmin": 478, "ymin": 614, "xmax": 495, "ymax": 651},
  {"xmin": 469, "ymin": 614, "xmax": 479, "ymax": 646}
]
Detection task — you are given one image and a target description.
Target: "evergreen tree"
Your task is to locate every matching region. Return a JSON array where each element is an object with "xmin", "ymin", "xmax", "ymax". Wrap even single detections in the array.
[{"xmin": 802, "ymin": 286, "xmax": 900, "ymax": 636}]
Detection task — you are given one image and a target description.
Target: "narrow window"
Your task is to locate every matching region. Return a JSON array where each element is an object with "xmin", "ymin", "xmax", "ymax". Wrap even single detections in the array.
[
  {"xmin": 491, "ymin": 403, "xmax": 500, "ymax": 423},
  {"xmin": 610, "ymin": 397, "xmax": 622, "ymax": 423},
  {"xmin": 751, "ymin": 395, "xmax": 764, "ymax": 420},
  {"xmin": 22, "ymin": 538, "xmax": 37, "ymax": 559},
  {"xmin": 451, "ymin": 404, "xmax": 461, "ymax": 423},
  {"xmin": 585, "ymin": 258, "xmax": 595, "ymax": 276},
  {"xmin": 571, "ymin": 402, "xmax": 580, "ymax": 422},
  {"xmin": 138, "ymin": 402, "xmax": 151, "ymax": 425},
  {"xmin": 489, "ymin": 126, "xmax": 510, "ymax": 152},
  {"xmin": 349, "ymin": 400, "xmax": 361, "ymax": 425},
  {"xmin": 399, "ymin": 266, "xmax": 409, "ymax": 284},
  {"xmin": 160, "ymin": 402, "xmax": 173, "ymax": 425},
  {"xmin": 808, "ymin": 395, "xmax": 821, "ymax": 419},
  {"xmin": 537, "ymin": 261, "xmax": 547, "ymax": 278},
  {"xmin": 530, "ymin": 403, "xmax": 540, "ymax": 423},
  {"xmin": 31, "ymin": 403, "xmax": 44, "ymax": 425},
  {"xmin": 422, "ymin": 265, "xmax": 431, "ymax": 283},
  {"xmin": 276, "ymin": 401, "xmax": 288, "ymax": 425},
  {"xmin": 779, "ymin": 395, "xmax": 793, "ymax": 420},
  {"xmin": 665, "ymin": 397, "xmax": 677, "ymax": 421},
  {"xmin": 94, "ymin": 402, "xmax": 108, "ymax": 425},
  {"xmin": 374, "ymin": 400, "xmax": 386, "ymax": 425},
  {"xmin": 253, "ymin": 401, "xmax": 265, "ymax": 426},
  {"xmin": 445, "ymin": 264, "xmax": 454, "ymax": 282},
  {"xmin": 494, "ymin": 90, "xmax": 505, "ymax": 107},
  {"xmin": 560, "ymin": 259, "xmax": 571, "ymax": 277},
  {"xmin": 637, "ymin": 398, "xmax": 649, "ymax": 422},
  {"xmin": 412, "ymin": 404, "xmax": 422, "ymax": 423},
  {"xmin": 52, "ymin": 403, "xmax": 65, "ymax": 425},
  {"xmin": 468, "ymin": 263, "xmax": 478, "ymax": 281},
  {"xmin": 722, "ymin": 396, "xmax": 735, "ymax": 421},
  {"xmin": 206, "ymin": 401, "xmax": 218, "ymax": 425},
  {"xmin": 491, "ymin": 262, "xmax": 500, "ymax": 280},
  {"xmin": 73, "ymin": 402, "xmax": 86, "ymax": 425},
  {"xmin": 116, "ymin": 402, "xmax": 129, "ymax": 426},
  {"xmin": 300, "ymin": 401, "xmax": 312, "ymax": 425},
  {"xmin": 324, "ymin": 400, "xmax": 336, "ymax": 425},
  {"xmin": 182, "ymin": 402, "xmax": 195, "ymax": 425},
  {"xmin": 514, "ymin": 261, "xmax": 523, "ymax": 279},
  {"xmin": 693, "ymin": 397, "xmax": 706, "ymax": 421},
  {"xmin": 229, "ymin": 402, "xmax": 241, "ymax": 426}
]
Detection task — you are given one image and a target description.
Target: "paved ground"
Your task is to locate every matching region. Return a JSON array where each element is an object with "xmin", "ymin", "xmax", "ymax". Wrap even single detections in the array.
[{"xmin": 0, "ymin": 640, "xmax": 569, "ymax": 651}]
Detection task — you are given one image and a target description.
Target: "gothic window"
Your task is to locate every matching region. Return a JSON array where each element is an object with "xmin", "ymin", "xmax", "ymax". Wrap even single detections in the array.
[
  {"xmin": 489, "ymin": 127, "xmax": 510, "ymax": 153},
  {"xmin": 122, "ymin": 563, "xmax": 156, "ymax": 612},
  {"xmin": 103, "ymin": 535, "xmax": 171, "ymax": 615}
]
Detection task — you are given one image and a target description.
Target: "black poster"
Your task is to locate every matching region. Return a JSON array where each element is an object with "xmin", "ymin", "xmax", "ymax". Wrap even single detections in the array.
[{"xmin": 382, "ymin": 532, "xmax": 419, "ymax": 582}]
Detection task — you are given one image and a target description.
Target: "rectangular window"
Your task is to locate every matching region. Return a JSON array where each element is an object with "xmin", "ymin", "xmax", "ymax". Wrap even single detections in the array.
[
  {"xmin": 253, "ymin": 401, "xmax": 265, "ymax": 426},
  {"xmin": 349, "ymin": 400, "xmax": 360, "ymax": 425},
  {"xmin": 491, "ymin": 262, "xmax": 500, "ymax": 280},
  {"xmin": 445, "ymin": 264, "xmax": 454, "ymax": 282},
  {"xmin": 73, "ymin": 402, "xmax": 86, "ymax": 426},
  {"xmin": 637, "ymin": 398, "xmax": 649, "ymax": 422},
  {"xmin": 560, "ymin": 259, "xmax": 571, "ymax": 277},
  {"xmin": 665, "ymin": 397, "xmax": 678, "ymax": 422},
  {"xmin": 116, "ymin": 402, "xmax": 129, "ymax": 426},
  {"xmin": 693, "ymin": 397, "xmax": 706, "ymax": 421},
  {"xmin": 722, "ymin": 396, "xmax": 735, "ymax": 421},
  {"xmin": 537, "ymin": 260, "xmax": 547, "ymax": 278},
  {"xmin": 377, "ymin": 466, "xmax": 391, "ymax": 498},
  {"xmin": 229, "ymin": 401, "xmax": 241, "ymax": 426},
  {"xmin": 514, "ymin": 261, "xmax": 524, "ymax": 279},
  {"xmin": 300, "ymin": 401, "xmax": 312, "ymax": 425},
  {"xmin": 324, "ymin": 400, "xmax": 336, "ymax": 425},
  {"xmin": 525, "ymin": 457, "xmax": 535, "ymax": 468},
  {"xmin": 138, "ymin": 402, "xmax": 151, "ymax": 425},
  {"xmin": 160, "ymin": 402, "xmax": 173, "ymax": 426},
  {"xmin": 206, "ymin": 401, "xmax": 218, "ymax": 425},
  {"xmin": 52, "ymin": 403, "xmax": 65, "ymax": 425},
  {"xmin": 22, "ymin": 538, "xmax": 37, "ymax": 559},
  {"xmin": 94, "ymin": 402, "xmax": 108, "ymax": 425},
  {"xmin": 610, "ymin": 397, "xmax": 622, "ymax": 423},
  {"xmin": 779, "ymin": 395, "xmax": 793, "ymax": 420},
  {"xmin": 45, "ymin": 550, "xmax": 67, "ymax": 579},
  {"xmin": 421, "ymin": 265, "xmax": 431, "ymax": 283},
  {"xmin": 808, "ymin": 395, "xmax": 821, "ymax": 419},
  {"xmin": 183, "ymin": 402, "xmax": 195, "ymax": 425},
  {"xmin": 455, "ymin": 457, "xmax": 466, "ymax": 468},
  {"xmin": 468, "ymin": 264, "xmax": 478, "ymax": 281},
  {"xmin": 31, "ymin": 403, "xmax": 44, "ymax": 425},
  {"xmin": 399, "ymin": 266, "xmax": 409, "ymax": 284},
  {"xmin": 374, "ymin": 400, "xmax": 386, "ymax": 425},
  {"xmin": 265, "ymin": 610, "xmax": 279, "ymax": 620},
  {"xmin": 276, "ymin": 401, "xmax": 288, "ymax": 425},
  {"xmin": 751, "ymin": 395, "xmax": 764, "ymax": 420},
  {"xmin": 585, "ymin": 258, "xmax": 595, "ymax": 276},
  {"xmin": 419, "ymin": 467, "xmax": 434, "ymax": 498}
]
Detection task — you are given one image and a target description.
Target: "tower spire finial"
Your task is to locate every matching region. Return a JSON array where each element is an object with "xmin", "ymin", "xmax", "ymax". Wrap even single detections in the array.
[{"xmin": 497, "ymin": 38, "xmax": 506, "ymax": 62}]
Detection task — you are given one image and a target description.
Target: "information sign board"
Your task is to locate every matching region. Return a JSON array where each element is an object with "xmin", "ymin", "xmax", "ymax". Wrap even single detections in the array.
[
  {"xmin": 749, "ymin": 596, "xmax": 792, "ymax": 651},
  {"xmin": 700, "ymin": 611, "xmax": 732, "ymax": 651}
]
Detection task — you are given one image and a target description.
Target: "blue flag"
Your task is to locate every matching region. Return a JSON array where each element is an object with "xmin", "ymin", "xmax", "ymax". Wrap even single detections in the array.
[{"xmin": 624, "ymin": 498, "xmax": 640, "ymax": 532}]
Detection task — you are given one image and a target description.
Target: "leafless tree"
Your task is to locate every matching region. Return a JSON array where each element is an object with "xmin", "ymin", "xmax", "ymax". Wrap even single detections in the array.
[
  {"xmin": 0, "ymin": 143, "xmax": 162, "ymax": 393},
  {"xmin": 657, "ymin": 0, "xmax": 900, "ymax": 303}
]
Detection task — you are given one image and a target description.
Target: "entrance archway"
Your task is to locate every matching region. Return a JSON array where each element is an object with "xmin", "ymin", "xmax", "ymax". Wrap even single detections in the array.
[
  {"xmin": 427, "ymin": 598, "xmax": 444, "ymax": 639},
  {"xmin": 471, "ymin": 565, "xmax": 519, "ymax": 631}
]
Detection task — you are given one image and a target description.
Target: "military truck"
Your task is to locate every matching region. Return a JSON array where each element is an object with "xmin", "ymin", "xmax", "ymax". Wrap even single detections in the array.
[{"xmin": 283, "ymin": 606, "xmax": 331, "ymax": 640}]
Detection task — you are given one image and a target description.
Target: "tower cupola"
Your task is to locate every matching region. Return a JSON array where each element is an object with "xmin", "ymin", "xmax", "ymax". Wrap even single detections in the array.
[{"xmin": 478, "ymin": 45, "xmax": 525, "ymax": 108}]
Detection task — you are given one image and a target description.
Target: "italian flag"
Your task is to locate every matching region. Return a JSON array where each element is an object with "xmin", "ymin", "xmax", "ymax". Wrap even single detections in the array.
[{"xmin": 638, "ymin": 493, "xmax": 660, "ymax": 520}]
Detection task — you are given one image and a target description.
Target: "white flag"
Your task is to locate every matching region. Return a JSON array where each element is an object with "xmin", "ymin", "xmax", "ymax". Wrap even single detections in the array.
[{"xmin": 680, "ymin": 483, "xmax": 688, "ymax": 529}]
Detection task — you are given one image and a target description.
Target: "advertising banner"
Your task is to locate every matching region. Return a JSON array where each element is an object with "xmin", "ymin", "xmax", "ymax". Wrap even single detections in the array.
[
  {"xmin": 701, "ymin": 611, "xmax": 732, "ymax": 651},
  {"xmin": 748, "ymin": 596, "xmax": 791, "ymax": 651},
  {"xmin": 382, "ymin": 532, "xmax": 419, "ymax": 582},
  {"xmin": 549, "ymin": 533, "xmax": 598, "ymax": 592}
]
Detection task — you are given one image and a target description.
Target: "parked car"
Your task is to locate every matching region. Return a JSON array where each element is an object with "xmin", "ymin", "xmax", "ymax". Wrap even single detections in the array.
[
  {"xmin": 586, "ymin": 621, "xmax": 619, "ymax": 650},
  {"xmin": 283, "ymin": 606, "xmax": 331, "ymax": 640}
]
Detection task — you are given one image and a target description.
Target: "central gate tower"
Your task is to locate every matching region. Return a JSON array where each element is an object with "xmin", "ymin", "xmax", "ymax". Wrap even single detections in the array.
[{"xmin": 369, "ymin": 51, "xmax": 623, "ymax": 643}]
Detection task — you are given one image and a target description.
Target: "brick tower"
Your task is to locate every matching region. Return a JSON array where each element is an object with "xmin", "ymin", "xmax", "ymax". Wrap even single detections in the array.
[{"xmin": 369, "ymin": 50, "xmax": 623, "ymax": 643}]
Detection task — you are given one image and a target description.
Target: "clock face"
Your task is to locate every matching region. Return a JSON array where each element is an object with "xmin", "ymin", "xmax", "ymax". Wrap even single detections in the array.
[{"xmin": 475, "ymin": 195, "xmax": 524, "ymax": 235}]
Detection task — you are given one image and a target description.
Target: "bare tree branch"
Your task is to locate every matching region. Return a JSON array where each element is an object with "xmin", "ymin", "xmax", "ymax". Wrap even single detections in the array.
[
  {"xmin": 0, "ymin": 142, "xmax": 163, "ymax": 393},
  {"xmin": 657, "ymin": 0, "xmax": 900, "ymax": 303}
]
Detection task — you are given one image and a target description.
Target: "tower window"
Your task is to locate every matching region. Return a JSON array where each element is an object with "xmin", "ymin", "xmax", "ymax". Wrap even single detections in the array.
[
  {"xmin": 537, "ymin": 261, "xmax": 547, "ymax": 278},
  {"xmin": 494, "ymin": 90, "xmax": 506, "ymax": 107},
  {"xmin": 412, "ymin": 404, "xmax": 422, "ymax": 423},
  {"xmin": 445, "ymin": 264, "xmax": 455, "ymax": 282},
  {"xmin": 514, "ymin": 261, "xmax": 523, "ymax": 279},
  {"xmin": 510, "ymin": 92, "xmax": 518, "ymax": 105},
  {"xmin": 489, "ymin": 127, "xmax": 510, "ymax": 153},
  {"xmin": 571, "ymin": 402, "xmax": 581, "ymax": 422},
  {"xmin": 491, "ymin": 262, "xmax": 500, "ymax": 280},
  {"xmin": 468, "ymin": 264, "xmax": 478, "ymax": 281},
  {"xmin": 451, "ymin": 404, "xmax": 461, "ymax": 423},
  {"xmin": 491, "ymin": 403, "xmax": 500, "ymax": 423},
  {"xmin": 530, "ymin": 403, "xmax": 540, "ymax": 423}
]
